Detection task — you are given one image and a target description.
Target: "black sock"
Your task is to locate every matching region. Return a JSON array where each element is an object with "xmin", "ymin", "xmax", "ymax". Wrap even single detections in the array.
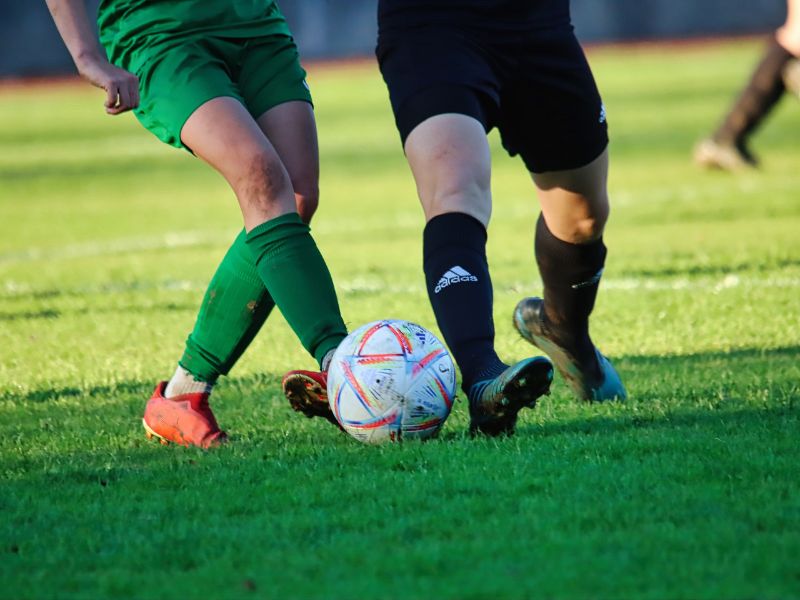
[
  {"xmin": 423, "ymin": 213, "xmax": 506, "ymax": 391},
  {"xmin": 713, "ymin": 37, "xmax": 792, "ymax": 147},
  {"xmin": 535, "ymin": 213, "xmax": 606, "ymax": 370}
]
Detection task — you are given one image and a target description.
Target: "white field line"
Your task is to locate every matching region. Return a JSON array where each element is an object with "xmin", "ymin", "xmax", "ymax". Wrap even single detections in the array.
[
  {"xmin": 343, "ymin": 274, "xmax": 800, "ymax": 294},
  {"xmin": 3, "ymin": 273, "xmax": 800, "ymax": 301},
  {"xmin": 0, "ymin": 218, "xmax": 425, "ymax": 265},
  {"xmin": 2, "ymin": 233, "xmax": 799, "ymax": 296},
  {"xmin": 0, "ymin": 231, "xmax": 231, "ymax": 264}
]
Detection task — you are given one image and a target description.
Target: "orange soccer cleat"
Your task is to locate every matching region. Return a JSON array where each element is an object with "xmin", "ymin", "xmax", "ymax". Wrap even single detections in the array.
[{"xmin": 142, "ymin": 382, "xmax": 227, "ymax": 449}]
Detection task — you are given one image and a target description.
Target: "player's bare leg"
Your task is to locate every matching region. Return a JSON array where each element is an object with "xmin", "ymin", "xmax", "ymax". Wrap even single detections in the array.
[
  {"xmin": 145, "ymin": 98, "xmax": 294, "ymax": 447},
  {"xmin": 696, "ymin": 0, "xmax": 800, "ymax": 170},
  {"xmin": 513, "ymin": 148, "xmax": 625, "ymax": 402},
  {"xmin": 532, "ymin": 148, "xmax": 609, "ymax": 246},
  {"xmin": 181, "ymin": 96, "xmax": 346, "ymax": 373},
  {"xmin": 143, "ymin": 98, "xmax": 347, "ymax": 445},
  {"xmin": 778, "ymin": 0, "xmax": 800, "ymax": 57},
  {"xmin": 256, "ymin": 100, "xmax": 320, "ymax": 224},
  {"xmin": 405, "ymin": 113, "xmax": 553, "ymax": 436},
  {"xmin": 406, "ymin": 113, "xmax": 493, "ymax": 227},
  {"xmin": 181, "ymin": 97, "xmax": 298, "ymax": 229},
  {"xmin": 778, "ymin": 0, "xmax": 800, "ymax": 96},
  {"xmin": 255, "ymin": 101, "xmax": 342, "ymax": 425}
]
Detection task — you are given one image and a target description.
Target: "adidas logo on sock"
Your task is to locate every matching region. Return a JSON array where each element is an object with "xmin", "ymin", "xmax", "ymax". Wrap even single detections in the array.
[{"xmin": 434, "ymin": 265, "xmax": 478, "ymax": 294}]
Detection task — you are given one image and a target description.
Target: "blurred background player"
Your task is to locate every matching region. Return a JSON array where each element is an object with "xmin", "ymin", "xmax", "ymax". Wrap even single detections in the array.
[
  {"xmin": 46, "ymin": 0, "xmax": 348, "ymax": 448},
  {"xmin": 695, "ymin": 0, "xmax": 800, "ymax": 170},
  {"xmin": 376, "ymin": 0, "xmax": 626, "ymax": 436}
]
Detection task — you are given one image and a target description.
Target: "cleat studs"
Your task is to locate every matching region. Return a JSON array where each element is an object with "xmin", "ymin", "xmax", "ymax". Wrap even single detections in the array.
[
  {"xmin": 145, "ymin": 432, "xmax": 153, "ymax": 440},
  {"xmin": 159, "ymin": 438, "xmax": 168, "ymax": 446}
]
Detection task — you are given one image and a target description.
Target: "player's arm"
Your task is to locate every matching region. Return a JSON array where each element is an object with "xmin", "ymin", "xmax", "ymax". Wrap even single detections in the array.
[{"xmin": 45, "ymin": 0, "xmax": 139, "ymax": 114}]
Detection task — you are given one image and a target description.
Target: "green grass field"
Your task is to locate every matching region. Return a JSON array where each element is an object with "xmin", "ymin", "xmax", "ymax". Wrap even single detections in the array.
[{"xmin": 1, "ymin": 39, "xmax": 799, "ymax": 599}]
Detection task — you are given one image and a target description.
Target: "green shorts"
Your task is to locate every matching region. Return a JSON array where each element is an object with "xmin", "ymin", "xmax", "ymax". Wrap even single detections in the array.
[{"xmin": 110, "ymin": 33, "xmax": 312, "ymax": 149}]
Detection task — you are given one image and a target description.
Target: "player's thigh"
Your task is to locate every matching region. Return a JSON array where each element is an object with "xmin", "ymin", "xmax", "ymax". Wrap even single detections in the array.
[
  {"xmin": 181, "ymin": 96, "xmax": 295, "ymax": 226},
  {"xmin": 239, "ymin": 33, "xmax": 312, "ymax": 121},
  {"xmin": 778, "ymin": 0, "xmax": 800, "ymax": 54},
  {"xmin": 498, "ymin": 29, "xmax": 608, "ymax": 176},
  {"xmin": 377, "ymin": 30, "xmax": 499, "ymax": 224},
  {"xmin": 497, "ymin": 29, "xmax": 609, "ymax": 241},
  {"xmin": 238, "ymin": 34, "xmax": 318, "ymax": 220},
  {"xmin": 787, "ymin": 0, "xmax": 800, "ymax": 29},
  {"xmin": 256, "ymin": 102, "xmax": 319, "ymax": 222},
  {"xmin": 405, "ymin": 112, "xmax": 493, "ymax": 226},
  {"xmin": 377, "ymin": 29, "xmax": 499, "ymax": 143}
]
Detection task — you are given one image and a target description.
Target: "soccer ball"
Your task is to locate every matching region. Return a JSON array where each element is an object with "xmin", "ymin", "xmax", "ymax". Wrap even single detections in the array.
[{"xmin": 327, "ymin": 319, "xmax": 457, "ymax": 444}]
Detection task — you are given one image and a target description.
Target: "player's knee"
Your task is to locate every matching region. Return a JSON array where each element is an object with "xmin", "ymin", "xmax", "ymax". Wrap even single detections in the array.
[
  {"xmin": 237, "ymin": 150, "xmax": 293, "ymax": 207},
  {"xmin": 571, "ymin": 213, "xmax": 607, "ymax": 243},
  {"xmin": 778, "ymin": 26, "xmax": 800, "ymax": 55},
  {"xmin": 577, "ymin": 196, "xmax": 610, "ymax": 241},
  {"xmin": 425, "ymin": 165, "xmax": 490, "ymax": 208},
  {"xmin": 551, "ymin": 192, "xmax": 609, "ymax": 243},
  {"xmin": 295, "ymin": 188, "xmax": 319, "ymax": 223},
  {"xmin": 423, "ymin": 186, "xmax": 490, "ymax": 225}
]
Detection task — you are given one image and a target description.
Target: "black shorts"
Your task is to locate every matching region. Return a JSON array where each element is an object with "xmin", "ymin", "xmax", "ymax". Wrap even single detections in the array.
[{"xmin": 376, "ymin": 25, "xmax": 608, "ymax": 173}]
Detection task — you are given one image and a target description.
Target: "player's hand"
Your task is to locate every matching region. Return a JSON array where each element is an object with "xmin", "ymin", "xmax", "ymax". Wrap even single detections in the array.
[{"xmin": 77, "ymin": 57, "xmax": 140, "ymax": 115}]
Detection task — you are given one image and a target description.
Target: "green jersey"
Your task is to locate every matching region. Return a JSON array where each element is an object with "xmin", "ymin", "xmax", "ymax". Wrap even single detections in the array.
[{"xmin": 98, "ymin": 0, "xmax": 291, "ymax": 63}]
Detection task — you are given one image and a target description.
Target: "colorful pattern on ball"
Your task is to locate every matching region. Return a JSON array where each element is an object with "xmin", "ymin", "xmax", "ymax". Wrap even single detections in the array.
[{"xmin": 327, "ymin": 320, "xmax": 456, "ymax": 444}]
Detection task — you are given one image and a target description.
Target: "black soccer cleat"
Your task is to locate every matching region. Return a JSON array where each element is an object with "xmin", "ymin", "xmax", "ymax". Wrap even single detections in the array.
[
  {"xmin": 513, "ymin": 297, "xmax": 626, "ymax": 403},
  {"xmin": 467, "ymin": 356, "xmax": 553, "ymax": 437}
]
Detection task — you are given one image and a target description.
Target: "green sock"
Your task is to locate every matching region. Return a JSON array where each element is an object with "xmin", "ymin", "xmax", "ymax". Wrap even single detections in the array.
[
  {"xmin": 180, "ymin": 230, "xmax": 274, "ymax": 382},
  {"xmin": 245, "ymin": 212, "xmax": 347, "ymax": 366}
]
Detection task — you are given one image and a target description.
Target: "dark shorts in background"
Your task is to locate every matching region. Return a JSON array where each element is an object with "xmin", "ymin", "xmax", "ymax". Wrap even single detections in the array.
[{"xmin": 376, "ymin": 25, "xmax": 608, "ymax": 173}]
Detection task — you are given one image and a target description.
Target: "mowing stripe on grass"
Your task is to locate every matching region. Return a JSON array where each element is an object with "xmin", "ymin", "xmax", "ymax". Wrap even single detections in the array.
[{"xmin": 3, "ymin": 274, "xmax": 800, "ymax": 300}]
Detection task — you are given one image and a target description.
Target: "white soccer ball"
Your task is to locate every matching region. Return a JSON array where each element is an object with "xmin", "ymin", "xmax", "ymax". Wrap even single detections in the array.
[{"xmin": 327, "ymin": 319, "xmax": 457, "ymax": 444}]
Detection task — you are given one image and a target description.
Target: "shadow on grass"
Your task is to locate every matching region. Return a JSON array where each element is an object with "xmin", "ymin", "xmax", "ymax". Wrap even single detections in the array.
[
  {"xmin": 1, "ymin": 343, "xmax": 795, "ymax": 480},
  {"xmin": 0, "ymin": 281, "xmax": 206, "ymax": 301},
  {"xmin": 0, "ymin": 371, "xmax": 285, "ymax": 404},
  {"xmin": 0, "ymin": 301, "xmax": 196, "ymax": 323},
  {"xmin": 0, "ymin": 309, "xmax": 61, "ymax": 321},
  {"xmin": 3, "ymin": 402, "xmax": 796, "ymax": 494},
  {"xmin": 0, "ymin": 345, "xmax": 796, "ymax": 497},
  {"xmin": 0, "ymin": 156, "xmax": 194, "ymax": 183},
  {"xmin": 618, "ymin": 257, "xmax": 800, "ymax": 279},
  {"xmin": 3, "ymin": 343, "xmax": 797, "ymax": 405},
  {"xmin": 515, "ymin": 403, "xmax": 797, "ymax": 441},
  {"xmin": 616, "ymin": 343, "xmax": 800, "ymax": 366}
]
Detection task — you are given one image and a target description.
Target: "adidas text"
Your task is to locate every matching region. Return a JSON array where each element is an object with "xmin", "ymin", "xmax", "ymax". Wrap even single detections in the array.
[{"xmin": 435, "ymin": 266, "xmax": 478, "ymax": 294}]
